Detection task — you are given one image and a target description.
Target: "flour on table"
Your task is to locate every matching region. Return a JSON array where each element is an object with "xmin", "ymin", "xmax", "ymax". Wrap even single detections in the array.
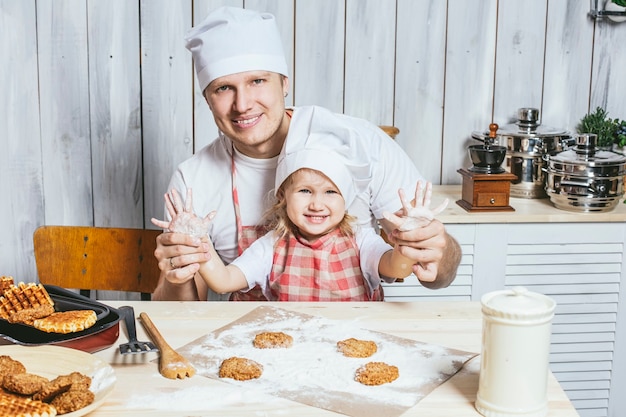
[
  {"xmin": 176, "ymin": 306, "xmax": 477, "ymax": 417},
  {"xmin": 125, "ymin": 384, "xmax": 280, "ymax": 412}
]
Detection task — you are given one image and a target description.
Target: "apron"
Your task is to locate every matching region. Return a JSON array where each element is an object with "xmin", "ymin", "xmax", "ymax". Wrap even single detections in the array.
[
  {"xmin": 268, "ymin": 229, "xmax": 384, "ymax": 301},
  {"xmin": 228, "ymin": 148, "xmax": 271, "ymax": 301},
  {"xmin": 228, "ymin": 111, "xmax": 292, "ymax": 301}
]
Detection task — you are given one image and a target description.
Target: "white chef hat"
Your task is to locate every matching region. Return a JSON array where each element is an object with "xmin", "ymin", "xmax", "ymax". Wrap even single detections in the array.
[
  {"xmin": 185, "ymin": 6, "xmax": 289, "ymax": 92},
  {"xmin": 276, "ymin": 148, "xmax": 357, "ymax": 208}
]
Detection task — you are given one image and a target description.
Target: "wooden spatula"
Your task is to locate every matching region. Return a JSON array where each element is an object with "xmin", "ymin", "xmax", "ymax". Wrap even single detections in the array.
[{"xmin": 139, "ymin": 312, "xmax": 196, "ymax": 379}]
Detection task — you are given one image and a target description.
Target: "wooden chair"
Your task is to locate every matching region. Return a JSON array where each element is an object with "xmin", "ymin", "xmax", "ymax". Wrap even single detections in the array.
[
  {"xmin": 33, "ymin": 226, "xmax": 161, "ymax": 300},
  {"xmin": 379, "ymin": 125, "xmax": 399, "ymax": 139}
]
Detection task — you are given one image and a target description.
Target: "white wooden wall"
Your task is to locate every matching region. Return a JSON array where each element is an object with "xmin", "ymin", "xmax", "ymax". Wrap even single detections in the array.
[
  {"xmin": 2, "ymin": 0, "xmax": 625, "ymax": 289},
  {"xmin": 3, "ymin": 0, "xmax": 623, "ymax": 279}
]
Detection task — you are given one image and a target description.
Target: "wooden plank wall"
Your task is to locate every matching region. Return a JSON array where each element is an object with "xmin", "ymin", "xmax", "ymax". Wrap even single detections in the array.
[{"xmin": 1, "ymin": 1, "xmax": 625, "ymax": 284}]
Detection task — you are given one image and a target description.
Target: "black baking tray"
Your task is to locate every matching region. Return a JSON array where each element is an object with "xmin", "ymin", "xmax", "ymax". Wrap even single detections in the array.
[{"xmin": 0, "ymin": 285, "xmax": 121, "ymax": 352}]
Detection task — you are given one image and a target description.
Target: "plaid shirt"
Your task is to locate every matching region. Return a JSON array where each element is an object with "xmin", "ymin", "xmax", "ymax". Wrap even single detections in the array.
[{"xmin": 268, "ymin": 228, "xmax": 383, "ymax": 301}]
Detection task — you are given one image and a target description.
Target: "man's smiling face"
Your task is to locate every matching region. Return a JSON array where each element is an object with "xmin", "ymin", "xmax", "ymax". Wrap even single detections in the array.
[{"xmin": 205, "ymin": 71, "xmax": 289, "ymax": 159}]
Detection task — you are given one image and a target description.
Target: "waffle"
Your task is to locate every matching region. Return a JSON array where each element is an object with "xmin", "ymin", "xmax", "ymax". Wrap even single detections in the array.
[
  {"xmin": 0, "ymin": 394, "xmax": 57, "ymax": 417},
  {"xmin": 32, "ymin": 310, "xmax": 97, "ymax": 334},
  {"xmin": 0, "ymin": 276, "xmax": 14, "ymax": 293},
  {"xmin": 0, "ymin": 283, "xmax": 54, "ymax": 320},
  {"xmin": 1, "ymin": 355, "xmax": 94, "ymax": 415}
]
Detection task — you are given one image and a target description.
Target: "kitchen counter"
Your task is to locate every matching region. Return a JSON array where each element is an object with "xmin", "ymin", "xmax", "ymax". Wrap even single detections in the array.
[{"xmin": 433, "ymin": 185, "xmax": 626, "ymax": 223}]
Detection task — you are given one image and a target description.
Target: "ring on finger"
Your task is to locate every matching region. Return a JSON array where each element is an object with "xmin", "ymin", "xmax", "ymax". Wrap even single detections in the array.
[{"xmin": 170, "ymin": 257, "xmax": 176, "ymax": 269}]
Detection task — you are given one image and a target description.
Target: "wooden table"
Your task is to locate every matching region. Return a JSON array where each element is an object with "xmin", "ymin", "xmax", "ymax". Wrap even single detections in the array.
[{"xmin": 89, "ymin": 301, "xmax": 579, "ymax": 416}]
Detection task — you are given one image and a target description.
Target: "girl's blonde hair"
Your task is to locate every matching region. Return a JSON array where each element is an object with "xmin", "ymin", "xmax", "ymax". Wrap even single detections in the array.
[{"xmin": 263, "ymin": 168, "xmax": 356, "ymax": 239}]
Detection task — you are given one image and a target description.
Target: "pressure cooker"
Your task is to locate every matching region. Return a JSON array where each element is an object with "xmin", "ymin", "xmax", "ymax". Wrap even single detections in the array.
[
  {"xmin": 471, "ymin": 108, "xmax": 574, "ymax": 198},
  {"xmin": 544, "ymin": 134, "xmax": 626, "ymax": 212}
]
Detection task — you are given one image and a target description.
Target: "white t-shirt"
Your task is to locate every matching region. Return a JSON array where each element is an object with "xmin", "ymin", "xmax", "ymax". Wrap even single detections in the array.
[
  {"xmin": 230, "ymin": 227, "xmax": 393, "ymax": 300},
  {"xmin": 166, "ymin": 105, "xmax": 424, "ymax": 300}
]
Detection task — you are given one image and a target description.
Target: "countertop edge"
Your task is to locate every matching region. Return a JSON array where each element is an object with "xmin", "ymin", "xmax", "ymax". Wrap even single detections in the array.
[{"xmin": 433, "ymin": 185, "xmax": 626, "ymax": 224}]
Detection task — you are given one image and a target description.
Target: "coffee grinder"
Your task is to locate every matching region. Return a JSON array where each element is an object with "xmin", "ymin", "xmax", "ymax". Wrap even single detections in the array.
[{"xmin": 456, "ymin": 123, "xmax": 517, "ymax": 212}]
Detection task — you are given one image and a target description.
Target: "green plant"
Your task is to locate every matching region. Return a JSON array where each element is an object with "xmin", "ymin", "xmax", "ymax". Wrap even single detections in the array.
[
  {"xmin": 616, "ymin": 120, "xmax": 626, "ymax": 148},
  {"xmin": 612, "ymin": 0, "xmax": 626, "ymax": 7},
  {"xmin": 577, "ymin": 107, "xmax": 622, "ymax": 148}
]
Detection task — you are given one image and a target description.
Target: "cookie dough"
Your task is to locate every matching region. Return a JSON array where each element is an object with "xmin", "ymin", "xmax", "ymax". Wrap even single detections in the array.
[
  {"xmin": 3, "ymin": 373, "xmax": 49, "ymax": 395},
  {"xmin": 50, "ymin": 389, "xmax": 95, "ymax": 414},
  {"xmin": 0, "ymin": 355, "xmax": 26, "ymax": 384},
  {"xmin": 219, "ymin": 357, "xmax": 263, "ymax": 381},
  {"xmin": 337, "ymin": 338, "xmax": 377, "ymax": 358},
  {"xmin": 253, "ymin": 331, "xmax": 293, "ymax": 349},
  {"xmin": 355, "ymin": 362, "xmax": 399, "ymax": 386}
]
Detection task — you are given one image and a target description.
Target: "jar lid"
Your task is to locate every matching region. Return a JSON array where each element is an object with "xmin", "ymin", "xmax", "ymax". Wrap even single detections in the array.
[{"xmin": 481, "ymin": 287, "xmax": 555, "ymax": 322}]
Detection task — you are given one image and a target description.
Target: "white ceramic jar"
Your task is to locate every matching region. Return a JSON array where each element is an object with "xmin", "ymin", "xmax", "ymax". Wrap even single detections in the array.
[{"xmin": 475, "ymin": 287, "xmax": 556, "ymax": 417}]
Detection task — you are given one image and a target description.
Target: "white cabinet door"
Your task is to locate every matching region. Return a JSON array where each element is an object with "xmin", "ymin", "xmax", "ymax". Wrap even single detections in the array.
[
  {"xmin": 381, "ymin": 224, "xmax": 475, "ymax": 301},
  {"xmin": 478, "ymin": 222, "xmax": 625, "ymax": 417}
]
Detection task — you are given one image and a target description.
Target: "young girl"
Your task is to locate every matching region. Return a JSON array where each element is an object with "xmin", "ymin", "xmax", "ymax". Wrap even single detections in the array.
[{"xmin": 152, "ymin": 149, "xmax": 445, "ymax": 301}]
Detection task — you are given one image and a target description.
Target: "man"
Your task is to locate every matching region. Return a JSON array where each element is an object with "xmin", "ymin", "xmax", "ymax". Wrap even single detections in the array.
[{"xmin": 152, "ymin": 6, "xmax": 461, "ymax": 301}]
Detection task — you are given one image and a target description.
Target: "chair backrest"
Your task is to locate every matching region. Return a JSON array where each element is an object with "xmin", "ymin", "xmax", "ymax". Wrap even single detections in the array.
[
  {"xmin": 379, "ymin": 125, "xmax": 399, "ymax": 139},
  {"xmin": 33, "ymin": 226, "xmax": 161, "ymax": 299}
]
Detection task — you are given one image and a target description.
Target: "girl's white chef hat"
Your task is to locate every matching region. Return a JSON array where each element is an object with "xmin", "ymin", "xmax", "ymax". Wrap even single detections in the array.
[
  {"xmin": 185, "ymin": 6, "xmax": 289, "ymax": 92},
  {"xmin": 276, "ymin": 106, "xmax": 373, "ymax": 209},
  {"xmin": 275, "ymin": 148, "xmax": 357, "ymax": 208}
]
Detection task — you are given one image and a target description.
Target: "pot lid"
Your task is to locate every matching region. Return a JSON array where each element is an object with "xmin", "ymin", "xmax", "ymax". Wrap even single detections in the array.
[
  {"xmin": 472, "ymin": 107, "xmax": 570, "ymax": 140},
  {"xmin": 549, "ymin": 134, "xmax": 626, "ymax": 167}
]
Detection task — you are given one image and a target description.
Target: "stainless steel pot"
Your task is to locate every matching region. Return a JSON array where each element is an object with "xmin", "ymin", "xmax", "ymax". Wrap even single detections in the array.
[
  {"xmin": 472, "ymin": 108, "xmax": 574, "ymax": 199},
  {"xmin": 544, "ymin": 134, "xmax": 626, "ymax": 212}
]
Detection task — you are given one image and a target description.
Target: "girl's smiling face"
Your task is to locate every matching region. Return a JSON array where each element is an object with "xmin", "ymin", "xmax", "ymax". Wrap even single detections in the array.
[{"xmin": 282, "ymin": 169, "xmax": 346, "ymax": 241}]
